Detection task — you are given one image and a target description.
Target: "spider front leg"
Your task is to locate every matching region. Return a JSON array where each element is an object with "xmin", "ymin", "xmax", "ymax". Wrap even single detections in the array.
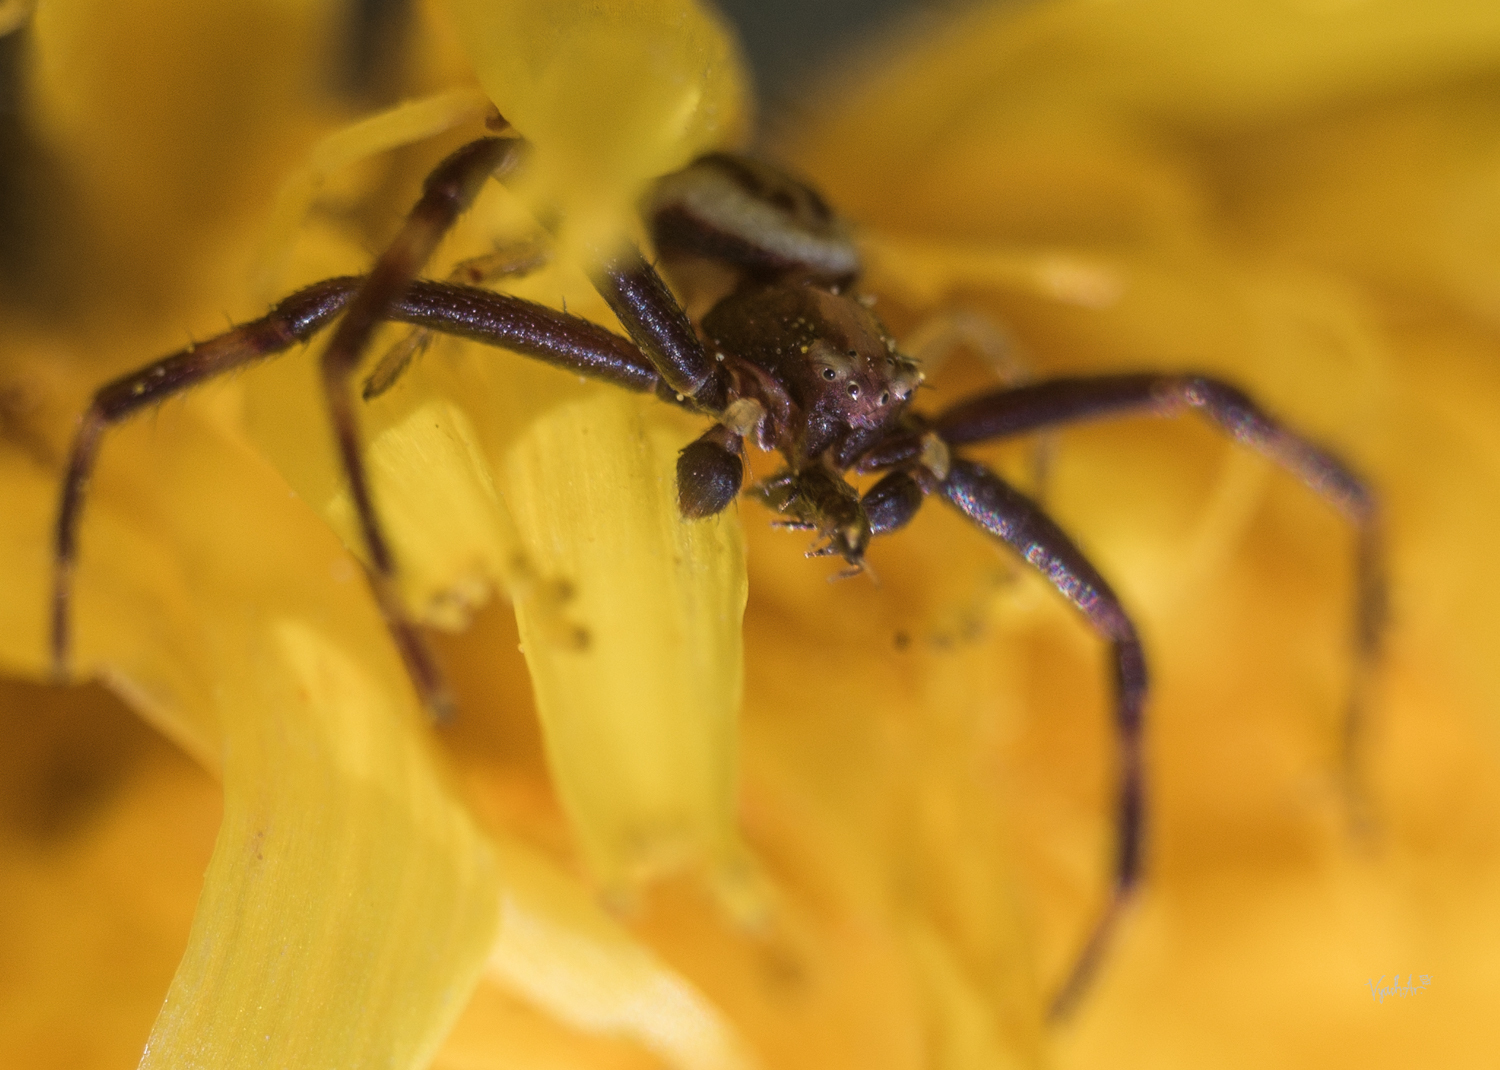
[
  {"xmin": 852, "ymin": 450, "xmax": 1148, "ymax": 1017},
  {"xmin": 51, "ymin": 276, "xmax": 663, "ymax": 693},
  {"xmin": 51, "ymin": 280, "xmax": 356, "ymax": 681},
  {"xmin": 363, "ymin": 237, "xmax": 550, "ymax": 400},
  {"xmin": 616, "ymin": 150, "xmax": 873, "ymax": 418},
  {"xmin": 589, "ymin": 247, "xmax": 732, "ymax": 413},
  {"xmin": 934, "ymin": 373, "xmax": 1385, "ymax": 812},
  {"xmin": 903, "ymin": 309, "xmax": 1055, "ymax": 499},
  {"xmin": 940, "ymin": 458, "xmax": 1148, "ymax": 1022}
]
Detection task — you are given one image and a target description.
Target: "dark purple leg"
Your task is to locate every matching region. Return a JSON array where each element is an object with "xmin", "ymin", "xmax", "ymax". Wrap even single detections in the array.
[
  {"xmin": 616, "ymin": 151, "xmax": 870, "ymax": 410},
  {"xmin": 52, "ymin": 279, "xmax": 353, "ymax": 683},
  {"xmin": 51, "ymin": 277, "xmax": 659, "ymax": 685},
  {"xmin": 936, "ymin": 375, "xmax": 1374, "ymax": 526},
  {"xmin": 940, "ymin": 457, "xmax": 1146, "ymax": 1022},
  {"xmin": 363, "ymin": 238, "xmax": 550, "ymax": 400},
  {"xmin": 392, "ymin": 280, "xmax": 659, "ymax": 391},
  {"xmin": 475, "ymin": 142, "xmax": 729, "ymax": 413},
  {"xmin": 590, "ymin": 248, "xmax": 731, "ymax": 413},
  {"xmin": 935, "ymin": 372, "xmax": 1385, "ymax": 823},
  {"xmin": 316, "ymin": 135, "xmax": 523, "ymax": 716}
]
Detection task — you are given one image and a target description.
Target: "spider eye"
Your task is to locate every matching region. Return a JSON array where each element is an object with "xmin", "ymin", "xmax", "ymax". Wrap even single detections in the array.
[
  {"xmin": 879, "ymin": 391, "xmax": 890, "ymax": 405},
  {"xmin": 821, "ymin": 367, "xmax": 837, "ymax": 381},
  {"xmin": 848, "ymin": 384, "xmax": 860, "ymax": 400}
]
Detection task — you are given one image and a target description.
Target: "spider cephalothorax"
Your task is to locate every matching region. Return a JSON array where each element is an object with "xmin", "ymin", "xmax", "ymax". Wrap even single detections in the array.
[
  {"xmin": 50, "ymin": 131, "xmax": 1384, "ymax": 1019},
  {"xmin": 671, "ymin": 279, "xmax": 923, "ymax": 556},
  {"xmin": 705, "ymin": 283, "xmax": 921, "ymax": 454}
]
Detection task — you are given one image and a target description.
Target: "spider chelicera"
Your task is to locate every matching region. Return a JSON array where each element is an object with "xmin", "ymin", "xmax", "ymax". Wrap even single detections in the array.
[{"xmin": 48, "ymin": 127, "xmax": 1385, "ymax": 1019}]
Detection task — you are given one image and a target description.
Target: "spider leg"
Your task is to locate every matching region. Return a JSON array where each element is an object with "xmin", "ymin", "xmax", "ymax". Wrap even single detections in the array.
[
  {"xmin": 939, "ymin": 457, "xmax": 1147, "ymax": 1022},
  {"xmin": 450, "ymin": 142, "xmax": 732, "ymax": 414},
  {"xmin": 590, "ymin": 247, "xmax": 732, "ymax": 413},
  {"xmin": 902, "ymin": 308, "xmax": 1054, "ymax": 499},
  {"xmin": 934, "ymin": 373, "xmax": 1384, "ymax": 820},
  {"xmin": 253, "ymin": 87, "xmax": 492, "ymax": 295},
  {"xmin": 53, "ymin": 280, "xmax": 352, "ymax": 685},
  {"xmin": 52, "ymin": 276, "xmax": 661, "ymax": 691},
  {"xmin": 317, "ymin": 135, "xmax": 524, "ymax": 717},
  {"xmin": 363, "ymin": 237, "xmax": 550, "ymax": 400}
]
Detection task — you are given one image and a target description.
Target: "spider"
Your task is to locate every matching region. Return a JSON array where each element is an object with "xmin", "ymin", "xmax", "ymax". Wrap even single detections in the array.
[{"xmin": 47, "ymin": 127, "xmax": 1384, "ymax": 1021}]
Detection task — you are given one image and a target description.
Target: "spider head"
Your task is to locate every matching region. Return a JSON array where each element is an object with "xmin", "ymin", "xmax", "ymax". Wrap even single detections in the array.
[
  {"xmin": 807, "ymin": 335, "xmax": 920, "ymax": 432},
  {"xmin": 800, "ymin": 289, "xmax": 920, "ymax": 463},
  {"xmin": 703, "ymin": 282, "xmax": 921, "ymax": 462}
]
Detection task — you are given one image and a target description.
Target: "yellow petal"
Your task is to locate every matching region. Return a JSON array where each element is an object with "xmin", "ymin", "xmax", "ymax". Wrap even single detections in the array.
[
  {"xmin": 12, "ymin": 0, "xmax": 1500, "ymax": 1066},
  {"xmin": 485, "ymin": 836, "xmax": 757, "ymax": 1070},
  {"xmin": 502, "ymin": 390, "xmax": 748, "ymax": 894},
  {"xmin": 444, "ymin": 0, "xmax": 748, "ymax": 255},
  {"xmin": 0, "ymin": 373, "xmax": 500, "ymax": 1067}
]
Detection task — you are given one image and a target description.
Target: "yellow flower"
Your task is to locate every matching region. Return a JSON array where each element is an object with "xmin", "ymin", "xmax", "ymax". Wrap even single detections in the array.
[{"xmin": 2, "ymin": 1, "xmax": 1499, "ymax": 1068}]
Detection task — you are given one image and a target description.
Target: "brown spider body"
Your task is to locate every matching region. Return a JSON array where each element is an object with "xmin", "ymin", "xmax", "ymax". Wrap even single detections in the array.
[
  {"xmin": 641, "ymin": 153, "xmax": 925, "ymax": 560},
  {"xmin": 703, "ymin": 283, "xmax": 919, "ymax": 459},
  {"xmin": 50, "ymin": 133, "xmax": 1384, "ymax": 1021}
]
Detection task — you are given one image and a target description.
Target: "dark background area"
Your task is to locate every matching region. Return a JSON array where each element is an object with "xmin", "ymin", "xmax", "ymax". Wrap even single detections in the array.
[{"xmin": 712, "ymin": 0, "xmax": 943, "ymax": 111}]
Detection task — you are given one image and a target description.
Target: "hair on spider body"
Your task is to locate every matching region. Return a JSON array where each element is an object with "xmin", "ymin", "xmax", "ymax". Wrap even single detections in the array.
[{"xmin": 50, "ymin": 130, "xmax": 1384, "ymax": 1022}]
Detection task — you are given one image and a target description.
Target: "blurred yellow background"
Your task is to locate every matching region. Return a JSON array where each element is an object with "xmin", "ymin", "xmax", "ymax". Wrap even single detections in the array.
[{"xmin": 1, "ymin": 0, "xmax": 1498, "ymax": 1068}]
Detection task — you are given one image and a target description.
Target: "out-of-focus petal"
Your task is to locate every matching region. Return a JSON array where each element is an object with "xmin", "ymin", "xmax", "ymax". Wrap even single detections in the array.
[
  {"xmin": 781, "ymin": 0, "xmax": 1500, "ymax": 1065},
  {"xmin": 445, "ymin": 0, "xmax": 748, "ymax": 256},
  {"xmin": 484, "ymin": 835, "xmax": 757, "ymax": 1070},
  {"xmin": 5, "ymin": 3, "xmax": 507, "ymax": 1061},
  {"xmin": 0, "ymin": 368, "xmax": 501, "ymax": 1067}
]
